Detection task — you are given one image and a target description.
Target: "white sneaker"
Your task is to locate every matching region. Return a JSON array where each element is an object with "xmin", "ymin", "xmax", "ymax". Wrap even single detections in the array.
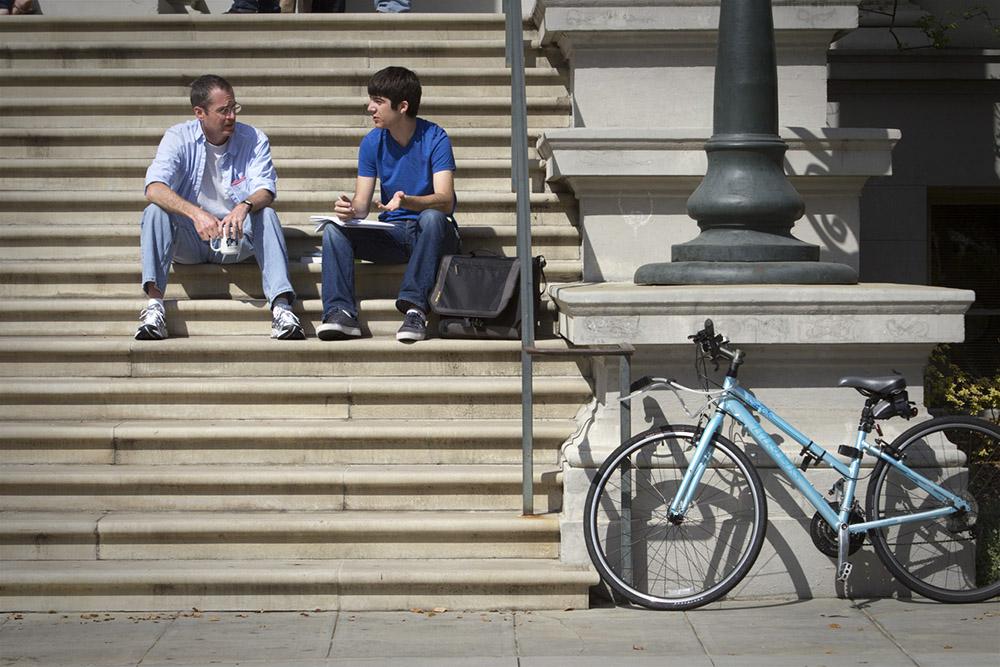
[
  {"xmin": 134, "ymin": 303, "xmax": 167, "ymax": 340},
  {"xmin": 271, "ymin": 307, "xmax": 305, "ymax": 340}
]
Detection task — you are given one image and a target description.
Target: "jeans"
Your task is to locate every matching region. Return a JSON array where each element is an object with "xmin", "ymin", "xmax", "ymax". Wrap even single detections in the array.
[
  {"xmin": 375, "ymin": 0, "xmax": 409, "ymax": 12},
  {"xmin": 321, "ymin": 209, "xmax": 459, "ymax": 319},
  {"xmin": 228, "ymin": 0, "xmax": 281, "ymax": 12},
  {"xmin": 140, "ymin": 203, "xmax": 296, "ymax": 308}
]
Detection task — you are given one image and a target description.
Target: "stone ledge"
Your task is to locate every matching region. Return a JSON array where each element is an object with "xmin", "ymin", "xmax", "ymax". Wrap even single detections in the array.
[
  {"xmin": 549, "ymin": 282, "xmax": 974, "ymax": 345},
  {"xmin": 538, "ymin": 0, "xmax": 858, "ymax": 43},
  {"xmin": 538, "ymin": 127, "xmax": 900, "ymax": 191}
]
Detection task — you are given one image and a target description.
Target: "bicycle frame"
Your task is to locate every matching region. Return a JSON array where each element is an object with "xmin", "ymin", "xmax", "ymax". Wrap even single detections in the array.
[{"xmin": 669, "ymin": 375, "xmax": 972, "ymax": 535}]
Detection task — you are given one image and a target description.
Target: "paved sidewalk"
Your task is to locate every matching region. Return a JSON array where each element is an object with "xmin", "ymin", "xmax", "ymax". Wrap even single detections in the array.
[{"xmin": 0, "ymin": 598, "xmax": 997, "ymax": 666}]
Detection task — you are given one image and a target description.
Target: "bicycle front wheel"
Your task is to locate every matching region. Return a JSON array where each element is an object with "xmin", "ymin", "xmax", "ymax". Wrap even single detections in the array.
[
  {"xmin": 584, "ymin": 426, "xmax": 767, "ymax": 610},
  {"xmin": 867, "ymin": 415, "xmax": 1000, "ymax": 603}
]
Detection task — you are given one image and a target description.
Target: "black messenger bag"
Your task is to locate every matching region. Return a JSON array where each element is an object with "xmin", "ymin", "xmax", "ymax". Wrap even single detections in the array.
[{"xmin": 429, "ymin": 252, "xmax": 546, "ymax": 339}]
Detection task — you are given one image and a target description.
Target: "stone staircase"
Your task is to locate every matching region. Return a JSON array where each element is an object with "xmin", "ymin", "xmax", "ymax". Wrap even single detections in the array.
[{"xmin": 0, "ymin": 14, "xmax": 596, "ymax": 611}]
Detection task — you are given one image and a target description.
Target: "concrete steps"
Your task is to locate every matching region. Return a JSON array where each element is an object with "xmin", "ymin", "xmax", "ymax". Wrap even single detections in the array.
[
  {"xmin": 0, "ymin": 375, "xmax": 591, "ymax": 421},
  {"xmin": 0, "ymin": 156, "xmax": 552, "ymax": 193},
  {"xmin": 0, "ymin": 96, "xmax": 571, "ymax": 130},
  {"xmin": 1, "ymin": 510, "xmax": 561, "ymax": 559},
  {"xmin": 0, "ymin": 67, "xmax": 569, "ymax": 101},
  {"xmin": 0, "ymin": 224, "xmax": 580, "ymax": 262},
  {"xmin": 0, "ymin": 337, "xmax": 582, "ymax": 377},
  {"xmin": 0, "ymin": 190, "xmax": 578, "ymax": 226},
  {"xmin": 0, "ymin": 297, "xmax": 562, "ymax": 337},
  {"xmin": 0, "ymin": 14, "xmax": 529, "ymax": 43},
  {"xmin": 0, "ymin": 12, "xmax": 591, "ymax": 611},
  {"xmin": 0, "ymin": 419, "xmax": 576, "ymax": 466},
  {"xmin": 0, "ymin": 559, "xmax": 597, "ymax": 612},
  {"xmin": 0, "ymin": 258, "xmax": 581, "ymax": 299},
  {"xmin": 0, "ymin": 126, "xmax": 553, "ymax": 159},
  {"xmin": 0, "ymin": 464, "xmax": 562, "ymax": 512}
]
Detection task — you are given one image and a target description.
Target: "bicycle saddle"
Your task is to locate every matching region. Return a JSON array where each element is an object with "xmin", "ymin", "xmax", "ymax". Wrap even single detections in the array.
[{"xmin": 837, "ymin": 375, "xmax": 906, "ymax": 395}]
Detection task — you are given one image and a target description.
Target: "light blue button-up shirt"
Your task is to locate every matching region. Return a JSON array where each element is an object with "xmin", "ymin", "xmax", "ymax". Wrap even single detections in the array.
[{"xmin": 144, "ymin": 119, "xmax": 277, "ymax": 206}]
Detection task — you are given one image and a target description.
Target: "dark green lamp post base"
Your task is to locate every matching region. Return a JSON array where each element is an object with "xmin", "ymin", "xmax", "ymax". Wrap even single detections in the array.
[{"xmin": 634, "ymin": 260, "xmax": 858, "ymax": 285}]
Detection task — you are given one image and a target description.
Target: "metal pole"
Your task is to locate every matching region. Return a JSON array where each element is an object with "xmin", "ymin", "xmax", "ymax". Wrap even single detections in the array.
[
  {"xmin": 619, "ymin": 354, "xmax": 632, "ymax": 583},
  {"xmin": 504, "ymin": 0, "xmax": 536, "ymax": 515}
]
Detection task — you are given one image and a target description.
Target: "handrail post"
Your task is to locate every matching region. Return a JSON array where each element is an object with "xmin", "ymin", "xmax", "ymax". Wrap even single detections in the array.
[{"xmin": 503, "ymin": 0, "xmax": 536, "ymax": 516}]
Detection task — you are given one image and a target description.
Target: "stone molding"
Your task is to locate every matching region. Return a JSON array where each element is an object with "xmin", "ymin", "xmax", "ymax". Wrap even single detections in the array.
[
  {"xmin": 538, "ymin": 127, "xmax": 900, "ymax": 192},
  {"xmin": 549, "ymin": 282, "xmax": 974, "ymax": 345}
]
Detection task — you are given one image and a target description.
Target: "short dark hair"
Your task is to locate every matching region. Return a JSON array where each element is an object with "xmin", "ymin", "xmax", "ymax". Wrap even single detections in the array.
[
  {"xmin": 367, "ymin": 66, "xmax": 421, "ymax": 118},
  {"xmin": 190, "ymin": 74, "xmax": 234, "ymax": 109}
]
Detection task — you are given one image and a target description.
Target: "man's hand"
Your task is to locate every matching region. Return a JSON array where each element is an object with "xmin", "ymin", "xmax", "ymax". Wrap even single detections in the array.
[
  {"xmin": 333, "ymin": 194, "xmax": 356, "ymax": 221},
  {"xmin": 219, "ymin": 206, "xmax": 247, "ymax": 241},
  {"xmin": 377, "ymin": 191, "xmax": 406, "ymax": 213},
  {"xmin": 190, "ymin": 208, "xmax": 223, "ymax": 241}
]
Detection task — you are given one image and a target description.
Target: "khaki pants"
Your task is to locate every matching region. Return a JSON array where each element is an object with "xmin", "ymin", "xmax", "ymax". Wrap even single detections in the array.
[{"xmin": 279, "ymin": 0, "xmax": 311, "ymax": 11}]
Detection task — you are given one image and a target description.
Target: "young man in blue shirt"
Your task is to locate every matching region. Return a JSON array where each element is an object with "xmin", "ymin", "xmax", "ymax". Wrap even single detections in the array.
[
  {"xmin": 137, "ymin": 74, "xmax": 303, "ymax": 341},
  {"xmin": 318, "ymin": 66, "xmax": 460, "ymax": 343}
]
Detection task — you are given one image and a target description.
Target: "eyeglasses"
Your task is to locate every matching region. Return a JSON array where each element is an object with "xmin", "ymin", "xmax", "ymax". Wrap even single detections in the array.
[{"xmin": 211, "ymin": 104, "xmax": 242, "ymax": 117}]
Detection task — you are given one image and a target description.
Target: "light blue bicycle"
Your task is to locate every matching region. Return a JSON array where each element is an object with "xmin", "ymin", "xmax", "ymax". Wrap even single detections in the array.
[{"xmin": 584, "ymin": 320, "xmax": 1000, "ymax": 609}]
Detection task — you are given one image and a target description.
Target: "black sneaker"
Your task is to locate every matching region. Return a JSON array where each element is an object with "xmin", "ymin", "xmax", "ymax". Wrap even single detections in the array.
[
  {"xmin": 317, "ymin": 310, "xmax": 362, "ymax": 341},
  {"xmin": 396, "ymin": 308, "xmax": 426, "ymax": 343}
]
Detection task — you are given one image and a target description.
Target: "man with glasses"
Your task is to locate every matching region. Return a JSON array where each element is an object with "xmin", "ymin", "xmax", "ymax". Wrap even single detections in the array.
[{"xmin": 136, "ymin": 74, "xmax": 303, "ymax": 340}]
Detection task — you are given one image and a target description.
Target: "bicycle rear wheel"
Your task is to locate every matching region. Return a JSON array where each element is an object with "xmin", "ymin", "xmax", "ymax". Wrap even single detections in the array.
[
  {"xmin": 584, "ymin": 425, "xmax": 767, "ymax": 610},
  {"xmin": 867, "ymin": 415, "xmax": 1000, "ymax": 602}
]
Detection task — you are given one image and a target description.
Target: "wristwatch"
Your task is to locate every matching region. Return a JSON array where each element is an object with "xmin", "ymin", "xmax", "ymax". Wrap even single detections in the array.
[{"xmin": 240, "ymin": 199, "xmax": 253, "ymax": 212}]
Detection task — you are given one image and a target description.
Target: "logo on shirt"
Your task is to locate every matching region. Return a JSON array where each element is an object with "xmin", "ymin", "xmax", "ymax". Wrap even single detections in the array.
[{"xmin": 231, "ymin": 176, "xmax": 246, "ymax": 187}]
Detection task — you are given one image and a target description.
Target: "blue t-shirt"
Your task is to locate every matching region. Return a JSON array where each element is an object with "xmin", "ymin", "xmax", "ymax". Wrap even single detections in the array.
[{"xmin": 358, "ymin": 117, "xmax": 457, "ymax": 223}]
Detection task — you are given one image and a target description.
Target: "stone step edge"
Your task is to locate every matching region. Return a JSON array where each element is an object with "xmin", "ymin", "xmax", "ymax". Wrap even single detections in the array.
[
  {"xmin": 0, "ymin": 375, "xmax": 591, "ymax": 396},
  {"xmin": 0, "ymin": 190, "xmax": 570, "ymax": 205},
  {"xmin": 0, "ymin": 418, "xmax": 575, "ymax": 442},
  {"xmin": 0, "ymin": 225, "xmax": 577, "ymax": 241},
  {"xmin": 0, "ymin": 39, "xmax": 515, "ymax": 53},
  {"xmin": 0, "ymin": 158, "xmax": 545, "ymax": 172},
  {"xmin": 0, "ymin": 464, "xmax": 562, "ymax": 488},
  {"xmin": 0, "ymin": 67, "xmax": 560, "ymax": 81},
  {"xmin": 0, "ymin": 127, "xmax": 550, "ymax": 141},
  {"xmin": 0, "ymin": 557, "xmax": 597, "ymax": 589},
  {"xmin": 0, "ymin": 100, "xmax": 568, "ymax": 116},
  {"xmin": 0, "ymin": 510, "xmax": 560, "ymax": 537},
  {"xmin": 0, "ymin": 14, "xmax": 525, "ymax": 29},
  {"xmin": 0, "ymin": 336, "xmax": 572, "ymax": 356}
]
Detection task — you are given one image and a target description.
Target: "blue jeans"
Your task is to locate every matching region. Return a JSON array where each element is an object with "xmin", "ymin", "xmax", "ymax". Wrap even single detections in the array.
[
  {"xmin": 321, "ymin": 209, "xmax": 459, "ymax": 319},
  {"xmin": 374, "ymin": 0, "xmax": 409, "ymax": 12},
  {"xmin": 140, "ymin": 203, "xmax": 296, "ymax": 308},
  {"xmin": 228, "ymin": 0, "xmax": 280, "ymax": 12}
]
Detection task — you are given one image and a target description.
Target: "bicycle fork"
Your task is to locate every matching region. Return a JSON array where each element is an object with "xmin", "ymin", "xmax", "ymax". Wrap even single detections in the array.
[{"xmin": 667, "ymin": 412, "xmax": 726, "ymax": 521}]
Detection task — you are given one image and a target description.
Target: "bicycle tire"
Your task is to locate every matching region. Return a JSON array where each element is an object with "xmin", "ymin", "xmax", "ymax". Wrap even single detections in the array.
[
  {"xmin": 866, "ymin": 415, "xmax": 1000, "ymax": 603},
  {"xmin": 584, "ymin": 425, "xmax": 767, "ymax": 610}
]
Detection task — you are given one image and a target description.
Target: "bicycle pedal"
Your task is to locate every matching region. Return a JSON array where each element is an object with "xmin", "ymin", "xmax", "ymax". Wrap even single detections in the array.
[{"xmin": 837, "ymin": 561, "xmax": 853, "ymax": 582}]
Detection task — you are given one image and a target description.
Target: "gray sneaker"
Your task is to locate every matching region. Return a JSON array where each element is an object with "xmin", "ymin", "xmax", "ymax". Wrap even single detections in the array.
[
  {"xmin": 134, "ymin": 303, "xmax": 167, "ymax": 340},
  {"xmin": 318, "ymin": 310, "xmax": 362, "ymax": 341},
  {"xmin": 396, "ymin": 309, "xmax": 427, "ymax": 343}
]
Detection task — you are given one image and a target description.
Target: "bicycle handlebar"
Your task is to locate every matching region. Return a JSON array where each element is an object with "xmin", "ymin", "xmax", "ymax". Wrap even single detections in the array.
[{"xmin": 689, "ymin": 319, "xmax": 743, "ymax": 373}]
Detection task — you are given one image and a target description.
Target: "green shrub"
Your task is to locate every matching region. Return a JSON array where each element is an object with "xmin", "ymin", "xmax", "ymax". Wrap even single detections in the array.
[{"xmin": 924, "ymin": 345, "xmax": 1000, "ymax": 420}]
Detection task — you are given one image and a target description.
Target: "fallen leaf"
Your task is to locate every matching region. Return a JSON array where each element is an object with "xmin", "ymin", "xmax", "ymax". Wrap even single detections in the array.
[
  {"xmin": 432, "ymin": 607, "xmax": 447, "ymax": 613},
  {"xmin": 829, "ymin": 623, "xmax": 841, "ymax": 630},
  {"xmin": 633, "ymin": 645, "xmax": 645, "ymax": 651}
]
